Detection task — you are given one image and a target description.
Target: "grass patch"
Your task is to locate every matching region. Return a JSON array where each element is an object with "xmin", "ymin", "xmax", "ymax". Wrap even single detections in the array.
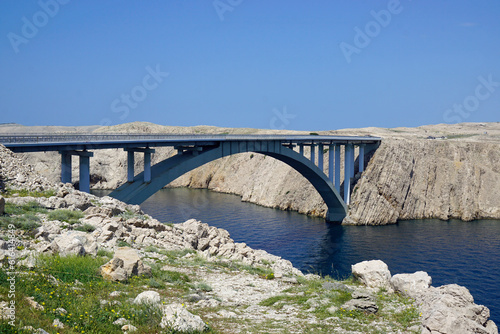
[
  {"xmin": 117, "ymin": 240, "xmax": 132, "ymax": 247},
  {"xmin": 96, "ymin": 249, "xmax": 114, "ymax": 258},
  {"xmin": 0, "ymin": 253, "xmax": 207, "ymax": 333},
  {"xmin": 1, "ymin": 188, "xmax": 56, "ymax": 198},
  {"xmin": 36, "ymin": 254, "xmax": 107, "ymax": 283},
  {"xmin": 74, "ymin": 223, "xmax": 96, "ymax": 233},
  {"xmin": 0, "ymin": 201, "xmax": 47, "ymax": 230},
  {"xmin": 119, "ymin": 209, "xmax": 147, "ymax": 221},
  {"xmin": 195, "ymin": 282, "xmax": 213, "ymax": 292},
  {"xmin": 47, "ymin": 209, "xmax": 83, "ymax": 225}
]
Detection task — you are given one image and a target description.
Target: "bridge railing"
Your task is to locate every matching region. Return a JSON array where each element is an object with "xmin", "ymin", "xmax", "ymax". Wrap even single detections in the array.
[{"xmin": 0, "ymin": 133, "xmax": 381, "ymax": 144}]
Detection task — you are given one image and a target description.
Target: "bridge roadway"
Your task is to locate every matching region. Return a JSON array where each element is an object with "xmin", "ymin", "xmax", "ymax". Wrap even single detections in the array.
[{"xmin": 0, "ymin": 134, "xmax": 381, "ymax": 222}]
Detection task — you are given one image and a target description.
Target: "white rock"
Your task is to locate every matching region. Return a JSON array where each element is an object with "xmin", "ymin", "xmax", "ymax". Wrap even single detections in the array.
[
  {"xmin": 113, "ymin": 317, "xmax": 128, "ymax": 325},
  {"xmin": 134, "ymin": 291, "xmax": 161, "ymax": 305},
  {"xmin": 351, "ymin": 260, "xmax": 391, "ymax": 289},
  {"xmin": 52, "ymin": 318, "xmax": 64, "ymax": 328},
  {"xmin": 160, "ymin": 303, "xmax": 207, "ymax": 332},
  {"xmin": 390, "ymin": 271, "xmax": 431, "ymax": 298},
  {"xmin": 122, "ymin": 324, "xmax": 137, "ymax": 332}
]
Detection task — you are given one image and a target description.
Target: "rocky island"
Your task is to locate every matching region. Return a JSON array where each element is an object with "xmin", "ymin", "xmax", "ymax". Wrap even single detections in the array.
[{"xmin": 0, "ymin": 125, "xmax": 498, "ymax": 333}]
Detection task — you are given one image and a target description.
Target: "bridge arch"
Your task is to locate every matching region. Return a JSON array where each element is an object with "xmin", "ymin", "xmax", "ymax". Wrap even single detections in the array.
[{"xmin": 110, "ymin": 141, "xmax": 348, "ymax": 222}]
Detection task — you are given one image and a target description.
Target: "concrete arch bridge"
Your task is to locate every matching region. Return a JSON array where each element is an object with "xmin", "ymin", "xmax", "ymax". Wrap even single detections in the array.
[{"xmin": 1, "ymin": 134, "xmax": 381, "ymax": 222}]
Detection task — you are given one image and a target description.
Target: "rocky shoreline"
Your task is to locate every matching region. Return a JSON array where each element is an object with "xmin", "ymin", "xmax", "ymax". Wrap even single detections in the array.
[{"xmin": 0, "ymin": 131, "xmax": 498, "ymax": 333}]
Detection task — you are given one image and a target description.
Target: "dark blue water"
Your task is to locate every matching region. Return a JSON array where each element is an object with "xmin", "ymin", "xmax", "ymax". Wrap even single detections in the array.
[{"xmin": 94, "ymin": 188, "xmax": 500, "ymax": 323}]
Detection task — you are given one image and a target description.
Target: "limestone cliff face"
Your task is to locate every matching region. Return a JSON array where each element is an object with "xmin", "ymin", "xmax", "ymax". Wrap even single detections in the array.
[
  {"xmin": 346, "ymin": 139, "xmax": 500, "ymax": 224},
  {"xmin": 7, "ymin": 122, "xmax": 500, "ymax": 225}
]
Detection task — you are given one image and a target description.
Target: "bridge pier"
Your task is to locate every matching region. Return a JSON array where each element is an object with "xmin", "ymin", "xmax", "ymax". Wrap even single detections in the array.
[
  {"xmin": 124, "ymin": 148, "xmax": 155, "ymax": 183},
  {"xmin": 59, "ymin": 150, "xmax": 94, "ymax": 192},
  {"xmin": 60, "ymin": 152, "xmax": 72, "ymax": 184},
  {"xmin": 335, "ymin": 145, "xmax": 341, "ymax": 193},
  {"xmin": 318, "ymin": 144, "xmax": 324, "ymax": 172},
  {"xmin": 359, "ymin": 144, "xmax": 365, "ymax": 172},
  {"xmin": 310, "ymin": 144, "xmax": 316, "ymax": 165},
  {"xmin": 344, "ymin": 144, "xmax": 354, "ymax": 204}
]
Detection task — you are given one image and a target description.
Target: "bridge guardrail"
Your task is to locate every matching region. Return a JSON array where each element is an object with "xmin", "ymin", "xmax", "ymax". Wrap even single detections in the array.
[{"xmin": 0, "ymin": 133, "xmax": 381, "ymax": 144}]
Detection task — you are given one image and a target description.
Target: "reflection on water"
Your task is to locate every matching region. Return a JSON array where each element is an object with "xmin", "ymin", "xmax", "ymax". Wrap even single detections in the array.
[{"xmin": 92, "ymin": 188, "xmax": 500, "ymax": 323}]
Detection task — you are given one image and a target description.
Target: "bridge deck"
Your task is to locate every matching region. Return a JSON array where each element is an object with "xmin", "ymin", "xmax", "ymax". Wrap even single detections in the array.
[{"xmin": 0, "ymin": 134, "xmax": 381, "ymax": 153}]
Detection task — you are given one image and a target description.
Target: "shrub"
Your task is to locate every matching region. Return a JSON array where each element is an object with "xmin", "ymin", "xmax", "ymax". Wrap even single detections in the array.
[
  {"xmin": 75, "ymin": 223, "xmax": 95, "ymax": 232},
  {"xmin": 47, "ymin": 209, "xmax": 83, "ymax": 225}
]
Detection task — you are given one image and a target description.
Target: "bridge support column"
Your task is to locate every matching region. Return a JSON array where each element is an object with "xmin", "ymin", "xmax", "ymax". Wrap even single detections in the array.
[
  {"xmin": 344, "ymin": 144, "xmax": 354, "ymax": 204},
  {"xmin": 318, "ymin": 144, "xmax": 324, "ymax": 172},
  {"xmin": 144, "ymin": 151, "xmax": 152, "ymax": 183},
  {"xmin": 299, "ymin": 144, "xmax": 304, "ymax": 156},
  {"xmin": 359, "ymin": 144, "xmax": 365, "ymax": 173},
  {"xmin": 79, "ymin": 154, "xmax": 91, "ymax": 193},
  {"xmin": 124, "ymin": 148, "xmax": 155, "ymax": 183},
  {"xmin": 328, "ymin": 145, "xmax": 334, "ymax": 183},
  {"xmin": 335, "ymin": 145, "xmax": 341, "ymax": 193},
  {"xmin": 310, "ymin": 145, "xmax": 316, "ymax": 166},
  {"xmin": 127, "ymin": 151, "xmax": 135, "ymax": 182},
  {"xmin": 60, "ymin": 152, "xmax": 72, "ymax": 184},
  {"xmin": 59, "ymin": 150, "xmax": 94, "ymax": 192}
]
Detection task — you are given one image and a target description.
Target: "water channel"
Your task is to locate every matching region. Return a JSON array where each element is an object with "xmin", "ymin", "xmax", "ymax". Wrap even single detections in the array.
[{"xmin": 94, "ymin": 187, "xmax": 500, "ymax": 323}]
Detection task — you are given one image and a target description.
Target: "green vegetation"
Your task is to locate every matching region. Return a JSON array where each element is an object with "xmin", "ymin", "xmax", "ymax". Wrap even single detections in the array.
[
  {"xmin": 1, "ymin": 188, "xmax": 56, "ymax": 198},
  {"xmin": 119, "ymin": 209, "xmax": 147, "ymax": 221},
  {"xmin": 74, "ymin": 223, "xmax": 96, "ymax": 233},
  {"xmin": 0, "ymin": 201, "xmax": 47, "ymax": 230},
  {"xmin": 0, "ymin": 253, "xmax": 213, "ymax": 333},
  {"xmin": 116, "ymin": 240, "xmax": 132, "ymax": 247},
  {"xmin": 47, "ymin": 209, "xmax": 84, "ymax": 225},
  {"xmin": 258, "ymin": 277, "xmax": 420, "ymax": 333},
  {"xmin": 446, "ymin": 133, "xmax": 479, "ymax": 140}
]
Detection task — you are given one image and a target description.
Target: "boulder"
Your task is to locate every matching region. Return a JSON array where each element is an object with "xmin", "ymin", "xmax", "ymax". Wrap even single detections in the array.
[
  {"xmin": 419, "ymin": 284, "xmax": 498, "ymax": 334},
  {"xmin": 100, "ymin": 258, "xmax": 128, "ymax": 281},
  {"xmin": 99, "ymin": 247, "xmax": 151, "ymax": 281},
  {"xmin": 351, "ymin": 260, "xmax": 391, "ymax": 289},
  {"xmin": 160, "ymin": 303, "xmax": 207, "ymax": 332},
  {"xmin": 390, "ymin": 271, "xmax": 431, "ymax": 298},
  {"xmin": 134, "ymin": 291, "xmax": 161, "ymax": 305},
  {"xmin": 341, "ymin": 291, "xmax": 378, "ymax": 314},
  {"xmin": 51, "ymin": 231, "xmax": 97, "ymax": 256}
]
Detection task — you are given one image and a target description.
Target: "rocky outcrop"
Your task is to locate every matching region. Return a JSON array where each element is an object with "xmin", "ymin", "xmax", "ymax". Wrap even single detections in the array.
[
  {"xmin": 160, "ymin": 303, "xmax": 208, "ymax": 332},
  {"xmin": 346, "ymin": 138, "xmax": 500, "ymax": 225},
  {"xmin": 0, "ymin": 144, "xmax": 53, "ymax": 192},
  {"xmin": 352, "ymin": 261, "xmax": 498, "ymax": 334},
  {"xmin": 419, "ymin": 284, "xmax": 498, "ymax": 334},
  {"xmin": 177, "ymin": 219, "xmax": 302, "ymax": 277}
]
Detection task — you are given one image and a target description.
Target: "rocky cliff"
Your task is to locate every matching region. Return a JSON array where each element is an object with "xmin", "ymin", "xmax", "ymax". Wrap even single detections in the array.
[{"xmin": 3, "ymin": 122, "xmax": 500, "ymax": 225}]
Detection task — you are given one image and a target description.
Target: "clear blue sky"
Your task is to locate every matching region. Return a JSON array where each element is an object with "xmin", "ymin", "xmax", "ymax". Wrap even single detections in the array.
[{"xmin": 1, "ymin": 0, "xmax": 499, "ymax": 130}]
